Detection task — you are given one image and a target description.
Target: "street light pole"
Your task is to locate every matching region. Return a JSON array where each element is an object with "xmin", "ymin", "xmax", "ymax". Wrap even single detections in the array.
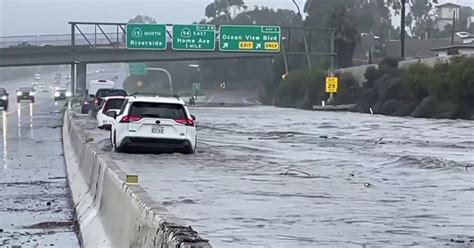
[
  {"xmin": 292, "ymin": 0, "xmax": 312, "ymax": 69},
  {"xmin": 400, "ymin": 0, "xmax": 406, "ymax": 59}
]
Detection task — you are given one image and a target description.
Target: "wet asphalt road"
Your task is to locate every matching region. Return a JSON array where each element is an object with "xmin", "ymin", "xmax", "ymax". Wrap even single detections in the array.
[
  {"xmin": 74, "ymin": 104, "xmax": 474, "ymax": 248},
  {"xmin": 0, "ymin": 73, "xmax": 79, "ymax": 247}
]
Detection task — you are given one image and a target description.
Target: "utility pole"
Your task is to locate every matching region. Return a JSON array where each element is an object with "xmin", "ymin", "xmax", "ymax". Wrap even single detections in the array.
[
  {"xmin": 292, "ymin": 0, "xmax": 312, "ymax": 69},
  {"xmin": 451, "ymin": 10, "xmax": 456, "ymax": 45},
  {"xmin": 400, "ymin": 0, "xmax": 406, "ymax": 59}
]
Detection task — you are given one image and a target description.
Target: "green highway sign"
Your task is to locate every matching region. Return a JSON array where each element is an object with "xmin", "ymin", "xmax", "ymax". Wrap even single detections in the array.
[
  {"xmin": 172, "ymin": 24, "xmax": 216, "ymax": 51},
  {"xmin": 126, "ymin": 24, "xmax": 167, "ymax": 50},
  {"xmin": 128, "ymin": 63, "xmax": 147, "ymax": 76},
  {"xmin": 219, "ymin": 25, "xmax": 281, "ymax": 52},
  {"xmin": 192, "ymin": 83, "xmax": 201, "ymax": 91}
]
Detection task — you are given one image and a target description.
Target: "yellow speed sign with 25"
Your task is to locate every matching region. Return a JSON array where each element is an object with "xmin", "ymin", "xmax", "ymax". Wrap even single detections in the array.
[{"xmin": 325, "ymin": 77, "xmax": 338, "ymax": 93}]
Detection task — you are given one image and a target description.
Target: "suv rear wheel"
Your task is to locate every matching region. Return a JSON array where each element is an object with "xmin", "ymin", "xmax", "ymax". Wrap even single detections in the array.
[
  {"xmin": 183, "ymin": 144, "xmax": 195, "ymax": 154},
  {"xmin": 113, "ymin": 132, "xmax": 124, "ymax": 153}
]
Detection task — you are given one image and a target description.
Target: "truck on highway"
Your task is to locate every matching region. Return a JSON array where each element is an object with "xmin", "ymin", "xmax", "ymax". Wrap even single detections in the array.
[
  {"xmin": 88, "ymin": 79, "xmax": 115, "ymax": 97},
  {"xmin": 81, "ymin": 79, "xmax": 116, "ymax": 114}
]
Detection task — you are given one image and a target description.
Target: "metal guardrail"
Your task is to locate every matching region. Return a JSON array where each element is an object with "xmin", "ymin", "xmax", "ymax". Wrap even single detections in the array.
[{"xmin": 0, "ymin": 32, "xmax": 122, "ymax": 48}]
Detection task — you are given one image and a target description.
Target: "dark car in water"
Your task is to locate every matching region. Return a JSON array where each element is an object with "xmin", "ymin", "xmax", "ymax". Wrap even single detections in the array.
[
  {"xmin": 94, "ymin": 89, "xmax": 127, "ymax": 108},
  {"xmin": 0, "ymin": 88, "xmax": 9, "ymax": 110},
  {"xmin": 16, "ymin": 87, "xmax": 35, "ymax": 103},
  {"xmin": 91, "ymin": 88, "xmax": 127, "ymax": 116}
]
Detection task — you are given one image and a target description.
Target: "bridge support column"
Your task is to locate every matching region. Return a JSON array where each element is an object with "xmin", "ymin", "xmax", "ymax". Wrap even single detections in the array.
[
  {"xmin": 70, "ymin": 63, "xmax": 76, "ymax": 96},
  {"xmin": 76, "ymin": 62, "xmax": 87, "ymax": 96}
]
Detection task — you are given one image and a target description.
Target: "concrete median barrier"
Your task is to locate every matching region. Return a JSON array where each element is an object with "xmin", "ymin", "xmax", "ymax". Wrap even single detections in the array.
[{"xmin": 62, "ymin": 105, "xmax": 211, "ymax": 248}]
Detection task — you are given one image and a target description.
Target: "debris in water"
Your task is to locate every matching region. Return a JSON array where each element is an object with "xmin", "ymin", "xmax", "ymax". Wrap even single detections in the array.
[
  {"xmin": 319, "ymin": 135, "xmax": 328, "ymax": 139},
  {"xmin": 281, "ymin": 168, "xmax": 311, "ymax": 177},
  {"xmin": 82, "ymin": 137, "xmax": 94, "ymax": 144},
  {"xmin": 364, "ymin": 182, "xmax": 374, "ymax": 188},
  {"xmin": 46, "ymin": 202, "xmax": 51, "ymax": 207}
]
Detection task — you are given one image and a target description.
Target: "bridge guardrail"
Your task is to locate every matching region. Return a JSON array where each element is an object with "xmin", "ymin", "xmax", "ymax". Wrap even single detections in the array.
[{"xmin": 0, "ymin": 32, "xmax": 121, "ymax": 48}]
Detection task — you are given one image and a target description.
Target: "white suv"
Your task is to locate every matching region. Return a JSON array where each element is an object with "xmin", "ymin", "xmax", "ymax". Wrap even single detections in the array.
[
  {"xmin": 96, "ymin": 96, "xmax": 126, "ymax": 130},
  {"xmin": 108, "ymin": 95, "xmax": 197, "ymax": 154}
]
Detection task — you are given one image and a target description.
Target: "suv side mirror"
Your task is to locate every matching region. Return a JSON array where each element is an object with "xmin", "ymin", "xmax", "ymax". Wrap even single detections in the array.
[
  {"xmin": 191, "ymin": 114, "xmax": 196, "ymax": 121},
  {"xmin": 106, "ymin": 110, "xmax": 117, "ymax": 119}
]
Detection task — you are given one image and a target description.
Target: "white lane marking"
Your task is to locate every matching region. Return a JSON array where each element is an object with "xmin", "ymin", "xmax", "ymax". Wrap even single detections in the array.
[
  {"xmin": 207, "ymin": 95, "xmax": 215, "ymax": 103},
  {"xmin": 1, "ymin": 100, "xmax": 46, "ymax": 117}
]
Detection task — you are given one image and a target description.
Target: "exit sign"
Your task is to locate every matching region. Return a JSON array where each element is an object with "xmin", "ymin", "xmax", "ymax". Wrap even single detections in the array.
[
  {"xmin": 172, "ymin": 24, "xmax": 216, "ymax": 51},
  {"xmin": 219, "ymin": 25, "xmax": 281, "ymax": 52}
]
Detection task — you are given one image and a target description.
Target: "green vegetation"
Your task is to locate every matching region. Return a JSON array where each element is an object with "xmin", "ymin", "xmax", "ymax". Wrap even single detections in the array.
[
  {"xmin": 353, "ymin": 56, "xmax": 474, "ymax": 120},
  {"xmin": 262, "ymin": 65, "xmax": 359, "ymax": 109}
]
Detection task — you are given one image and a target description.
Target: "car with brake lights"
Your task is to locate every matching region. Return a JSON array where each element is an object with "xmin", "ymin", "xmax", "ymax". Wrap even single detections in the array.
[
  {"xmin": 0, "ymin": 88, "xmax": 9, "ymax": 110},
  {"xmin": 16, "ymin": 87, "xmax": 35, "ymax": 103},
  {"xmin": 109, "ymin": 94, "xmax": 196, "ymax": 154},
  {"xmin": 96, "ymin": 96, "xmax": 126, "ymax": 130},
  {"xmin": 93, "ymin": 88, "xmax": 127, "ymax": 109}
]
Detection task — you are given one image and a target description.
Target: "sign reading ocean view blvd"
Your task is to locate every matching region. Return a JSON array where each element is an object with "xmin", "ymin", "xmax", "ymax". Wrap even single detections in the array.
[
  {"xmin": 219, "ymin": 25, "xmax": 281, "ymax": 52},
  {"xmin": 126, "ymin": 24, "xmax": 167, "ymax": 50},
  {"xmin": 172, "ymin": 24, "xmax": 216, "ymax": 51}
]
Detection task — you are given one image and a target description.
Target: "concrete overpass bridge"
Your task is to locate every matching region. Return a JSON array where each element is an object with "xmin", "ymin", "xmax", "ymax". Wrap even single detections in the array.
[{"xmin": 0, "ymin": 22, "xmax": 335, "ymax": 95}]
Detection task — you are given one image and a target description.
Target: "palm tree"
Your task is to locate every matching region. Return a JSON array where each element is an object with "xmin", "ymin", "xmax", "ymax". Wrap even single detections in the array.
[{"xmin": 327, "ymin": 5, "xmax": 360, "ymax": 68}]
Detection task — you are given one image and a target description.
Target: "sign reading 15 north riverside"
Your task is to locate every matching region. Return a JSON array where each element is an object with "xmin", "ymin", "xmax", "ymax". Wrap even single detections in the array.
[
  {"xmin": 172, "ymin": 24, "xmax": 215, "ymax": 51},
  {"xmin": 219, "ymin": 25, "xmax": 281, "ymax": 52},
  {"xmin": 126, "ymin": 24, "xmax": 167, "ymax": 50}
]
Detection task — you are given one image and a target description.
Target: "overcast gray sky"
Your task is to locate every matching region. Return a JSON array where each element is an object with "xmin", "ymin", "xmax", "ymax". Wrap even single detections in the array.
[{"xmin": 1, "ymin": 0, "xmax": 473, "ymax": 36}]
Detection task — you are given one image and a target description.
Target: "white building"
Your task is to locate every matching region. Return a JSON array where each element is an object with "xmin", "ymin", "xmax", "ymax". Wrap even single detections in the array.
[{"xmin": 436, "ymin": 3, "xmax": 461, "ymax": 31}]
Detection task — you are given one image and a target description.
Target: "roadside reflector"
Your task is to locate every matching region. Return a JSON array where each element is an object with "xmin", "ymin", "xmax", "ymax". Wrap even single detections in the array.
[{"xmin": 126, "ymin": 175, "xmax": 138, "ymax": 184}]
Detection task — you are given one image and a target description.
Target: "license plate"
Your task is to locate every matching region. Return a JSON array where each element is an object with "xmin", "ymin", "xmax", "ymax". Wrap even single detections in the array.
[{"xmin": 151, "ymin": 126, "xmax": 164, "ymax": 134}]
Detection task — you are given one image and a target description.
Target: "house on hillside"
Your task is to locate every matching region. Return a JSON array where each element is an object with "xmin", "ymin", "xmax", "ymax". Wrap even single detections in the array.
[{"xmin": 437, "ymin": 3, "xmax": 461, "ymax": 31}]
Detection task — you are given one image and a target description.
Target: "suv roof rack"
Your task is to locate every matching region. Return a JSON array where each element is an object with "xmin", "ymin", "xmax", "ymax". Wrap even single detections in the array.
[{"xmin": 130, "ymin": 92, "xmax": 180, "ymax": 100}]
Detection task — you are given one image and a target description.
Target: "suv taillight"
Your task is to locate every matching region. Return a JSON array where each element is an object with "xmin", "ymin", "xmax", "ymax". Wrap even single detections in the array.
[
  {"xmin": 175, "ymin": 118, "xmax": 194, "ymax": 126},
  {"xmin": 120, "ymin": 115, "xmax": 142, "ymax": 123}
]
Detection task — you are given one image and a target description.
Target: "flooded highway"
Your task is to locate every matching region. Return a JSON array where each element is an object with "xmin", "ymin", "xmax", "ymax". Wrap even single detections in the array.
[
  {"xmin": 75, "ymin": 106, "xmax": 474, "ymax": 247},
  {"xmin": 0, "ymin": 74, "xmax": 79, "ymax": 247}
]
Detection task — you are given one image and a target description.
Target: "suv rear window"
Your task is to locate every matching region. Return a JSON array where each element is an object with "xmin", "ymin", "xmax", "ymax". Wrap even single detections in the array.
[
  {"xmin": 103, "ymin": 99, "xmax": 125, "ymax": 112},
  {"xmin": 130, "ymin": 102, "xmax": 186, "ymax": 119},
  {"xmin": 106, "ymin": 90, "xmax": 127, "ymax": 97},
  {"xmin": 95, "ymin": 89, "xmax": 111, "ymax": 98}
]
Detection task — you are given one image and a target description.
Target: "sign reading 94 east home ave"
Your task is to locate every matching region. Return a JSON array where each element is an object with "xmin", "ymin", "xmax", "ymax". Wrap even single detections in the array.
[
  {"xmin": 172, "ymin": 24, "xmax": 216, "ymax": 51},
  {"xmin": 219, "ymin": 25, "xmax": 281, "ymax": 52},
  {"xmin": 126, "ymin": 24, "xmax": 167, "ymax": 50}
]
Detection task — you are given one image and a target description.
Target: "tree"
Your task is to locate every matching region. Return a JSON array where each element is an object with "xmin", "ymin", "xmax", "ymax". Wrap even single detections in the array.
[
  {"xmin": 204, "ymin": 0, "xmax": 247, "ymax": 20},
  {"xmin": 459, "ymin": 7, "xmax": 473, "ymax": 31},
  {"xmin": 327, "ymin": 5, "xmax": 360, "ymax": 68},
  {"xmin": 389, "ymin": 0, "xmax": 438, "ymax": 39},
  {"xmin": 127, "ymin": 15, "xmax": 157, "ymax": 24}
]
